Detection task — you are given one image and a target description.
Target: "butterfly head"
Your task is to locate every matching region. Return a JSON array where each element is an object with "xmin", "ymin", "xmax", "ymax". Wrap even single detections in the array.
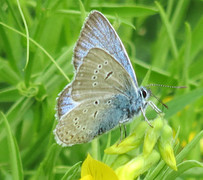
[
  {"xmin": 131, "ymin": 86, "xmax": 151, "ymax": 114},
  {"xmin": 139, "ymin": 86, "xmax": 151, "ymax": 101}
]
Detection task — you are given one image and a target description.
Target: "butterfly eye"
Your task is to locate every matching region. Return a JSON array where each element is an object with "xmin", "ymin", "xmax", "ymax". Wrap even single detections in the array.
[{"xmin": 142, "ymin": 89, "xmax": 147, "ymax": 98}]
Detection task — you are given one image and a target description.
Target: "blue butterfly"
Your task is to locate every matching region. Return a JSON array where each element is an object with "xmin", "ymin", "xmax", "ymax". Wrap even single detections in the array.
[{"xmin": 54, "ymin": 11, "xmax": 161, "ymax": 146}]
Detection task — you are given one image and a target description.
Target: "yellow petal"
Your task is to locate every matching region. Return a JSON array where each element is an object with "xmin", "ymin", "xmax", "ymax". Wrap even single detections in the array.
[
  {"xmin": 81, "ymin": 154, "xmax": 118, "ymax": 180},
  {"xmin": 80, "ymin": 175, "xmax": 94, "ymax": 180},
  {"xmin": 200, "ymin": 137, "xmax": 203, "ymax": 154}
]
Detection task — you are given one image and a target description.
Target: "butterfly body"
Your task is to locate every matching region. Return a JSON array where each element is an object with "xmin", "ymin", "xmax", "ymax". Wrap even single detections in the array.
[{"xmin": 54, "ymin": 11, "xmax": 153, "ymax": 147}]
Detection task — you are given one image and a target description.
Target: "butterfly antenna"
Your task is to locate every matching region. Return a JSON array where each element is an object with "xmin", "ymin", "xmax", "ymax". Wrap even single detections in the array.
[
  {"xmin": 150, "ymin": 92, "xmax": 168, "ymax": 109},
  {"xmin": 146, "ymin": 84, "xmax": 187, "ymax": 89},
  {"xmin": 146, "ymin": 83, "xmax": 186, "ymax": 109}
]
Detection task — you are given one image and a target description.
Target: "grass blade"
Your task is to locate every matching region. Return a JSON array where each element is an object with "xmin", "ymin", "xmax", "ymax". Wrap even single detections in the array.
[{"xmin": 0, "ymin": 112, "xmax": 24, "ymax": 180}]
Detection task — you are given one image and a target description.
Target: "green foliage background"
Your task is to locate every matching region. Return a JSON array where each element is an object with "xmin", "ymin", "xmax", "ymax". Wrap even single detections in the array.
[{"xmin": 0, "ymin": 0, "xmax": 203, "ymax": 179}]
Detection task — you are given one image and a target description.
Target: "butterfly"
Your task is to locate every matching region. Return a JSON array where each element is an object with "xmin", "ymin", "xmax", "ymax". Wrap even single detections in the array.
[{"xmin": 54, "ymin": 10, "xmax": 161, "ymax": 147}]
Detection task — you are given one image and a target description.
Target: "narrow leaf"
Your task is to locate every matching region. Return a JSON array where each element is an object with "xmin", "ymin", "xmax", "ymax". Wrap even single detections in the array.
[{"xmin": 0, "ymin": 112, "xmax": 23, "ymax": 180}]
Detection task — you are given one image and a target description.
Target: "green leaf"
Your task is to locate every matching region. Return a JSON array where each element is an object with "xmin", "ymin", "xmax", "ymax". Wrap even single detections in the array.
[
  {"xmin": 0, "ymin": 59, "xmax": 21, "ymax": 85},
  {"xmin": 79, "ymin": 0, "xmax": 86, "ymax": 24},
  {"xmin": 0, "ymin": 112, "xmax": 23, "ymax": 180},
  {"xmin": 35, "ymin": 84, "xmax": 47, "ymax": 101},
  {"xmin": 165, "ymin": 160, "xmax": 203, "ymax": 180},
  {"xmin": 141, "ymin": 68, "xmax": 151, "ymax": 86},
  {"xmin": 191, "ymin": 16, "xmax": 203, "ymax": 60},
  {"xmin": 34, "ymin": 143, "xmax": 61, "ymax": 179},
  {"xmin": 176, "ymin": 131, "xmax": 203, "ymax": 163},
  {"xmin": 61, "ymin": 161, "xmax": 82, "ymax": 180},
  {"xmin": 155, "ymin": 1, "xmax": 178, "ymax": 59},
  {"xmin": 90, "ymin": 5, "xmax": 158, "ymax": 17},
  {"xmin": 0, "ymin": 97, "xmax": 34, "ymax": 142},
  {"xmin": 0, "ymin": 87, "xmax": 20, "ymax": 102},
  {"xmin": 165, "ymin": 88, "xmax": 203, "ymax": 118}
]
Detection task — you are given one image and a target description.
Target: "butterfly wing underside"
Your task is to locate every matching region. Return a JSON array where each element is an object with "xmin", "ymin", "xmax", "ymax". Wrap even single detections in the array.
[
  {"xmin": 73, "ymin": 10, "xmax": 138, "ymax": 86},
  {"xmin": 72, "ymin": 48, "xmax": 135, "ymax": 101},
  {"xmin": 54, "ymin": 48, "xmax": 136, "ymax": 146},
  {"xmin": 56, "ymin": 85, "xmax": 78, "ymax": 119}
]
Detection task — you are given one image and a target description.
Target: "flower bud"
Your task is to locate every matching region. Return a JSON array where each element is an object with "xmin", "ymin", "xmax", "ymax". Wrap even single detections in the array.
[
  {"xmin": 143, "ymin": 117, "xmax": 163, "ymax": 155},
  {"xmin": 115, "ymin": 150, "xmax": 160, "ymax": 180},
  {"xmin": 105, "ymin": 121, "xmax": 148, "ymax": 154},
  {"xmin": 111, "ymin": 154, "xmax": 131, "ymax": 170},
  {"xmin": 158, "ymin": 124, "xmax": 177, "ymax": 171}
]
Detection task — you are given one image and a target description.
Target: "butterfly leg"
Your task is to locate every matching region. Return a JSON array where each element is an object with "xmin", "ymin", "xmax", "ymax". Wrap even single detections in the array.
[
  {"xmin": 140, "ymin": 107, "xmax": 153, "ymax": 128},
  {"xmin": 119, "ymin": 118, "xmax": 129, "ymax": 137},
  {"xmin": 148, "ymin": 101, "xmax": 162, "ymax": 114},
  {"xmin": 118, "ymin": 123, "xmax": 123, "ymax": 145},
  {"xmin": 118, "ymin": 123, "xmax": 127, "ymax": 144},
  {"xmin": 148, "ymin": 101, "xmax": 165, "ymax": 120},
  {"xmin": 124, "ymin": 124, "xmax": 127, "ymax": 138}
]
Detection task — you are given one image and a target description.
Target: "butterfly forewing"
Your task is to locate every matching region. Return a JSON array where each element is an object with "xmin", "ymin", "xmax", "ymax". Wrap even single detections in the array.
[
  {"xmin": 72, "ymin": 48, "xmax": 135, "ymax": 102},
  {"xmin": 73, "ymin": 11, "xmax": 138, "ymax": 86}
]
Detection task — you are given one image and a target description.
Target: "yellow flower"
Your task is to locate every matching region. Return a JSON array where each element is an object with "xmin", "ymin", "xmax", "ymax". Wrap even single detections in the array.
[
  {"xmin": 143, "ymin": 117, "xmax": 163, "ymax": 155},
  {"xmin": 105, "ymin": 121, "xmax": 148, "ymax": 154},
  {"xmin": 115, "ymin": 150, "xmax": 160, "ymax": 180},
  {"xmin": 80, "ymin": 154, "xmax": 118, "ymax": 180},
  {"xmin": 181, "ymin": 140, "xmax": 187, "ymax": 147},
  {"xmin": 80, "ymin": 117, "xmax": 178, "ymax": 180},
  {"xmin": 188, "ymin": 131, "xmax": 196, "ymax": 142},
  {"xmin": 81, "ymin": 175, "xmax": 94, "ymax": 180},
  {"xmin": 162, "ymin": 96, "xmax": 173, "ymax": 103},
  {"xmin": 200, "ymin": 138, "xmax": 203, "ymax": 154},
  {"xmin": 158, "ymin": 124, "xmax": 177, "ymax": 171}
]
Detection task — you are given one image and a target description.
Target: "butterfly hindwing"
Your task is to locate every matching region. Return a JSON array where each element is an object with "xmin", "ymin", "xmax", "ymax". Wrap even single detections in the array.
[
  {"xmin": 54, "ymin": 94, "xmax": 131, "ymax": 146},
  {"xmin": 56, "ymin": 85, "xmax": 79, "ymax": 119}
]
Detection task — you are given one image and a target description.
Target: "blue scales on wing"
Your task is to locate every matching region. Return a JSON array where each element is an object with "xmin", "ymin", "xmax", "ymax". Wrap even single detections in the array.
[{"xmin": 56, "ymin": 85, "xmax": 79, "ymax": 120}]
